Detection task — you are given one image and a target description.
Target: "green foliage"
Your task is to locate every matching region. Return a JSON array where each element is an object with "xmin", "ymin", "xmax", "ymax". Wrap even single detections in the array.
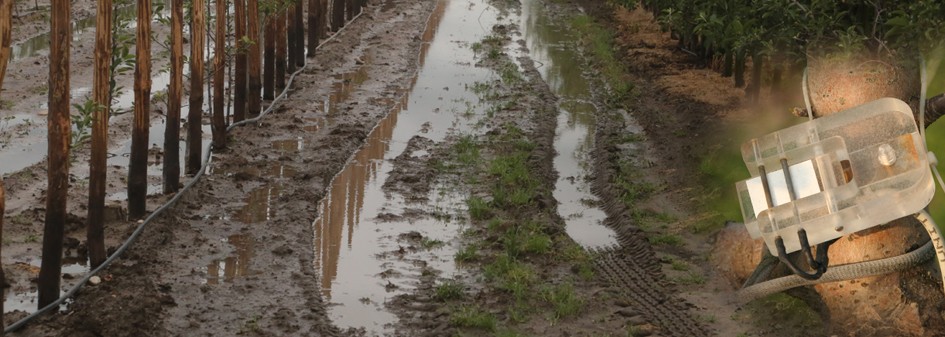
[
  {"xmin": 636, "ymin": 0, "xmax": 944, "ymax": 64},
  {"xmin": 71, "ymin": 99, "xmax": 104, "ymax": 148}
]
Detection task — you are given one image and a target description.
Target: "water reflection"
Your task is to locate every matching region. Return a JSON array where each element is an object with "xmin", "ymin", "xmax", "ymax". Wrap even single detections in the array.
[
  {"xmin": 310, "ymin": 0, "xmax": 497, "ymax": 333},
  {"xmin": 521, "ymin": 0, "xmax": 618, "ymax": 248},
  {"xmin": 205, "ymin": 234, "xmax": 256, "ymax": 284}
]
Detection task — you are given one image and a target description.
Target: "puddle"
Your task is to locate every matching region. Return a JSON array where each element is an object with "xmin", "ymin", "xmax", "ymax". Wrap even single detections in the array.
[
  {"xmin": 310, "ymin": 0, "xmax": 499, "ymax": 334},
  {"xmin": 204, "ymin": 234, "xmax": 256, "ymax": 284},
  {"xmin": 519, "ymin": 0, "xmax": 618, "ymax": 249},
  {"xmin": 3, "ymin": 257, "xmax": 89, "ymax": 314}
]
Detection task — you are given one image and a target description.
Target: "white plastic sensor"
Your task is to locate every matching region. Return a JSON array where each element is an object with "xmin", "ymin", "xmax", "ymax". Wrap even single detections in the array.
[{"xmin": 736, "ymin": 98, "xmax": 935, "ymax": 254}]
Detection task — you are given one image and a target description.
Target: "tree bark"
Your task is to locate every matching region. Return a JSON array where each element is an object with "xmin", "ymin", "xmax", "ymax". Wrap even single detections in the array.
[
  {"xmin": 263, "ymin": 11, "xmax": 275, "ymax": 100},
  {"xmin": 88, "ymin": 0, "xmax": 113, "ymax": 268},
  {"xmin": 275, "ymin": 10, "xmax": 286, "ymax": 89},
  {"xmin": 721, "ymin": 51, "xmax": 732, "ymax": 77},
  {"xmin": 212, "ymin": 0, "xmax": 226, "ymax": 149},
  {"xmin": 164, "ymin": 0, "xmax": 183, "ymax": 192},
  {"xmin": 294, "ymin": 0, "xmax": 304, "ymax": 67},
  {"xmin": 331, "ymin": 0, "xmax": 343, "ymax": 32},
  {"xmin": 307, "ymin": 0, "xmax": 319, "ymax": 56},
  {"xmin": 234, "ymin": 0, "xmax": 247, "ymax": 122},
  {"xmin": 247, "ymin": 0, "xmax": 261, "ymax": 116},
  {"xmin": 39, "ymin": 0, "xmax": 70, "ymax": 308},
  {"xmin": 747, "ymin": 53, "xmax": 762, "ymax": 102},
  {"xmin": 733, "ymin": 50, "xmax": 745, "ymax": 88},
  {"xmin": 187, "ymin": 0, "xmax": 207, "ymax": 174},
  {"xmin": 128, "ymin": 0, "xmax": 152, "ymax": 219},
  {"xmin": 287, "ymin": 2, "xmax": 297, "ymax": 73}
]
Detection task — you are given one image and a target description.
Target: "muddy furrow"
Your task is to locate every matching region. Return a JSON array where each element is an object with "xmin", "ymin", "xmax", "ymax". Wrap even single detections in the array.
[{"xmin": 594, "ymin": 249, "xmax": 708, "ymax": 336}]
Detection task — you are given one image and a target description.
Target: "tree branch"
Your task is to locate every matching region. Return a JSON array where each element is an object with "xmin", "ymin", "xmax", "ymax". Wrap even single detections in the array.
[{"xmin": 925, "ymin": 94, "xmax": 945, "ymax": 127}]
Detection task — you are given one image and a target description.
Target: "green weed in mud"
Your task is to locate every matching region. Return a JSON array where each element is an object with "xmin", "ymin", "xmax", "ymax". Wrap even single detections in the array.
[
  {"xmin": 455, "ymin": 244, "xmax": 480, "ymax": 263},
  {"xmin": 455, "ymin": 135, "xmax": 481, "ymax": 166},
  {"xmin": 614, "ymin": 159, "xmax": 655, "ymax": 208},
  {"xmin": 671, "ymin": 271, "xmax": 706, "ymax": 285},
  {"xmin": 451, "ymin": 306, "xmax": 497, "ymax": 331},
  {"xmin": 541, "ymin": 283, "xmax": 584, "ymax": 320},
  {"xmin": 467, "ymin": 196, "xmax": 491, "ymax": 221},
  {"xmin": 435, "ymin": 280, "xmax": 466, "ymax": 301},
  {"xmin": 569, "ymin": 15, "xmax": 632, "ymax": 97},
  {"xmin": 422, "ymin": 237, "xmax": 446, "ymax": 249},
  {"xmin": 648, "ymin": 233, "xmax": 682, "ymax": 246}
]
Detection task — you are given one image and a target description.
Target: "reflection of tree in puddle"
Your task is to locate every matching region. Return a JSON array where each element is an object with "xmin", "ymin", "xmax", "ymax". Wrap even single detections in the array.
[
  {"xmin": 205, "ymin": 234, "xmax": 255, "ymax": 284},
  {"xmin": 311, "ymin": 0, "xmax": 444, "ymax": 301},
  {"xmin": 325, "ymin": 55, "xmax": 374, "ymax": 116},
  {"xmin": 233, "ymin": 162, "xmax": 295, "ymax": 223},
  {"xmin": 313, "ymin": 108, "xmax": 399, "ymax": 298}
]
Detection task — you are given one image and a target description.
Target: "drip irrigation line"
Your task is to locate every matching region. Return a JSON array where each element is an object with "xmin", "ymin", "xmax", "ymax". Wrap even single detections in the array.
[
  {"xmin": 4, "ymin": 9, "xmax": 365, "ymax": 333},
  {"xmin": 737, "ymin": 211, "xmax": 939, "ymax": 302}
]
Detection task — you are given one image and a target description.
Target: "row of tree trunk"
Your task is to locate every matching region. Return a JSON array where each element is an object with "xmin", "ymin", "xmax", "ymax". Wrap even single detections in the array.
[{"xmin": 2, "ymin": 0, "xmax": 367, "ymax": 319}]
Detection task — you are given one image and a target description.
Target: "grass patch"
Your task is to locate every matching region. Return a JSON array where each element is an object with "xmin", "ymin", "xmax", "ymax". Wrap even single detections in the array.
[
  {"xmin": 670, "ymin": 259, "xmax": 690, "ymax": 271},
  {"xmin": 451, "ymin": 306, "xmax": 497, "ymax": 331},
  {"xmin": 570, "ymin": 15, "xmax": 632, "ymax": 97},
  {"xmin": 435, "ymin": 280, "xmax": 465, "ymax": 301},
  {"xmin": 541, "ymin": 283, "xmax": 584, "ymax": 319},
  {"xmin": 455, "ymin": 244, "xmax": 480, "ymax": 263},
  {"xmin": 648, "ymin": 233, "xmax": 683, "ymax": 246},
  {"xmin": 467, "ymin": 196, "xmax": 491, "ymax": 221},
  {"xmin": 421, "ymin": 237, "xmax": 445, "ymax": 249},
  {"xmin": 672, "ymin": 271, "xmax": 706, "ymax": 285}
]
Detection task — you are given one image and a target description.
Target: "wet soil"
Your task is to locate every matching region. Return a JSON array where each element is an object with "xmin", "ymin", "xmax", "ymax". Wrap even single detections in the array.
[{"xmin": 0, "ymin": 0, "xmax": 832, "ymax": 336}]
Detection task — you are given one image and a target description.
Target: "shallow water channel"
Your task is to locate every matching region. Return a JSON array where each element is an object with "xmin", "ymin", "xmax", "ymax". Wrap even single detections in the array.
[
  {"xmin": 306, "ymin": 0, "xmax": 502, "ymax": 333},
  {"xmin": 302, "ymin": 0, "xmax": 620, "ymax": 333},
  {"xmin": 520, "ymin": 0, "xmax": 618, "ymax": 249}
]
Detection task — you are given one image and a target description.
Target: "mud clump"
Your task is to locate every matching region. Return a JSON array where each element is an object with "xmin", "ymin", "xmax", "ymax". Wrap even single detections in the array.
[{"xmin": 383, "ymin": 135, "xmax": 437, "ymax": 202}]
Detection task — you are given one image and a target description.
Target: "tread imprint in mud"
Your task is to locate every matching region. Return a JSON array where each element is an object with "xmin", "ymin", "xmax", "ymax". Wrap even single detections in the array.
[{"xmin": 593, "ymin": 248, "xmax": 709, "ymax": 337}]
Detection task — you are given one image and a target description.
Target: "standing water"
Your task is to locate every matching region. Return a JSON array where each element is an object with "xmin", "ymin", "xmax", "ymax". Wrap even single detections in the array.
[
  {"xmin": 520, "ymin": 0, "xmax": 618, "ymax": 249},
  {"xmin": 310, "ymin": 0, "xmax": 503, "ymax": 334}
]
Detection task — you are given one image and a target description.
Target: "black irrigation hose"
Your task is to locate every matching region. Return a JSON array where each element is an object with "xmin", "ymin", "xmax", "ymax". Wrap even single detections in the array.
[
  {"xmin": 737, "ymin": 211, "xmax": 940, "ymax": 303},
  {"xmin": 4, "ymin": 10, "xmax": 366, "ymax": 333}
]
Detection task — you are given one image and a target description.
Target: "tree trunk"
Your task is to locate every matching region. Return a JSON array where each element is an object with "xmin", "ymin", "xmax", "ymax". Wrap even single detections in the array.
[
  {"xmin": 308, "ymin": 0, "xmax": 319, "ymax": 56},
  {"xmin": 733, "ymin": 50, "xmax": 745, "ymax": 88},
  {"xmin": 39, "ymin": 0, "xmax": 70, "ymax": 308},
  {"xmin": 164, "ymin": 0, "xmax": 183, "ymax": 194},
  {"xmin": 331, "ymin": 0, "xmax": 343, "ymax": 31},
  {"xmin": 234, "ymin": 0, "xmax": 247, "ymax": 122},
  {"xmin": 747, "ymin": 52, "xmax": 762, "ymax": 102},
  {"xmin": 287, "ymin": 2, "xmax": 297, "ymax": 73},
  {"xmin": 88, "ymin": 0, "xmax": 113, "ymax": 268},
  {"xmin": 294, "ymin": 0, "xmax": 304, "ymax": 67},
  {"xmin": 246, "ymin": 0, "xmax": 261, "ymax": 116},
  {"xmin": 187, "ymin": 0, "xmax": 206, "ymax": 174},
  {"xmin": 128, "ymin": 0, "xmax": 152, "ymax": 219},
  {"xmin": 721, "ymin": 51, "xmax": 732, "ymax": 77},
  {"xmin": 263, "ymin": 12, "xmax": 275, "ymax": 100},
  {"xmin": 86, "ymin": 0, "xmax": 112, "ymax": 268},
  {"xmin": 275, "ymin": 10, "xmax": 286, "ymax": 90},
  {"xmin": 212, "ymin": 0, "xmax": 225, "ymax": 149}
]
